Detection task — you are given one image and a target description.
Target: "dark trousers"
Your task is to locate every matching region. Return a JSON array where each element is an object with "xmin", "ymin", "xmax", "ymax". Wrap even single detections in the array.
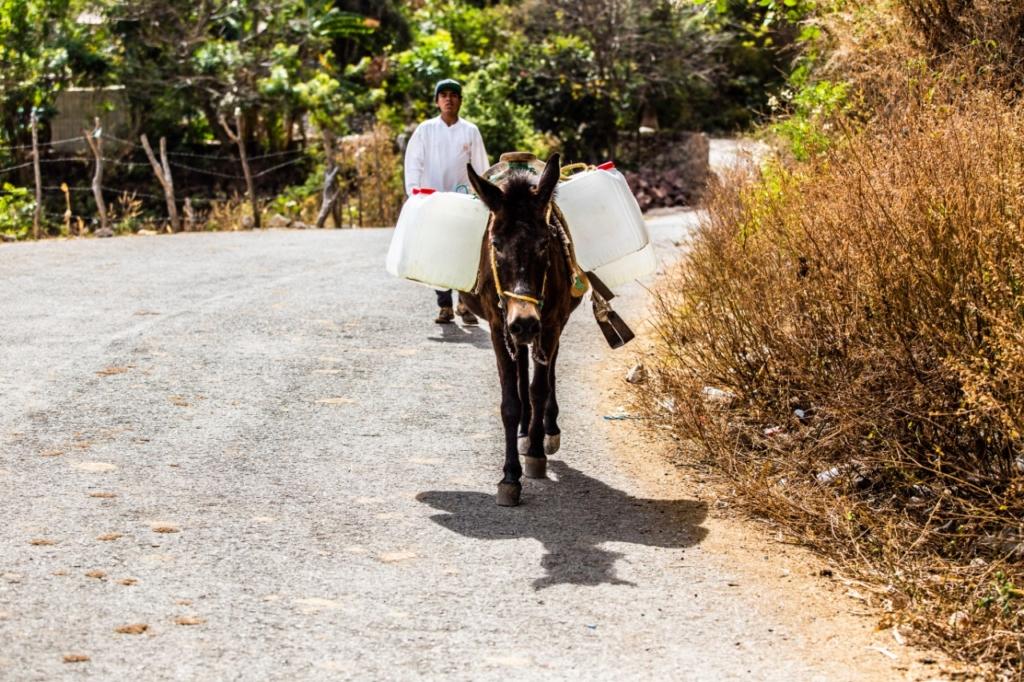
[{"xmin": 436, "ymin": 289, "xmax": 453, "ymax": 308}]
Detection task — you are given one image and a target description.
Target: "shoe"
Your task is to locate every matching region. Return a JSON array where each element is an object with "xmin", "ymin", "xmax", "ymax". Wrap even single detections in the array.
[
  {"xmin": 456, "ymin": 302, "xmax": 478, "ymax": 325},
  {"xmin": 435, "ymin": 306, "xmax": 455, "ymax": 324}
]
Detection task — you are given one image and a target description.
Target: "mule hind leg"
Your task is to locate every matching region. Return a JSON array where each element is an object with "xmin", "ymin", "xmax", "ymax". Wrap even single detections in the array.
[
  {"xmin": 543, "ymin": 344, "xmax": 561, "ymax": 456},
  {"xmin": 524, "ymin": 336, "xmax": 560, "ymax": 478}
]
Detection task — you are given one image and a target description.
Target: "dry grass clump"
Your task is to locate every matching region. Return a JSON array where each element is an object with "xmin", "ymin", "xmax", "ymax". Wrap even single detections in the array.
[
  {"xmin": 641, "ymin": 81, "xmax": 1024, "ymax": 673},
  {"xmin": 204, "ymin": 194, "xmax": 253, "ymax": 231}
]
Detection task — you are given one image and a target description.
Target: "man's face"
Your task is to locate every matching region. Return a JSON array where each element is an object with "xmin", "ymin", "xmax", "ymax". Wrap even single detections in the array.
[{"xmin": 436, "ymin": 89, "xmax": 462, "ymax": 117}]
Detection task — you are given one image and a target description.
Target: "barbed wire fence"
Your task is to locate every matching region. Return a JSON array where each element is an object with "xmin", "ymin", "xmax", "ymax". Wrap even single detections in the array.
[{"xmin": 0, "ymin": 112, "xmax": 392, "ymax": 240}]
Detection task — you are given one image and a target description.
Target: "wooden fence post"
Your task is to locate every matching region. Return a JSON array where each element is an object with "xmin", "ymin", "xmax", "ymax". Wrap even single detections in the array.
[
  {"xmin": 373, "ymin": 129, "xmax": 383, "ymax": 225},
  {"xmin": 81, "ymin": 117, "xmax": 110, "ymax": 237},
  {"xmin": 183, "ymin": 197, "xmax": 194, "ymax": 233},
  {"xmin": 30, "ymin": 109, "xmax": 42, "ymax": 239},
  {"xmin": 60, "ymin": 183, "xmax": 72, "ymax": 236},
  {"xmin": 219, "ymin": 108, "xmax": 260, "ymax": 229},
  {"xmin": 316, "ymin": 129, "xmax": 341, "ymax": 228},
  {"xmin": 140, "ymin": 133, "xmax": 180, "ymax": 232}
]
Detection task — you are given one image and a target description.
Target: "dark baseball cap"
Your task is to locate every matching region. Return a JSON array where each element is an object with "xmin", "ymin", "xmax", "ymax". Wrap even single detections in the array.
[{"xmin": 434, "ymin": 79, "xmax": 462, "ymax": 99}]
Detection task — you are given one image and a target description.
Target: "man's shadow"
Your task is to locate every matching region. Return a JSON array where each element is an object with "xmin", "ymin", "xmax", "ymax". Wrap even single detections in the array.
[
  {"xmin": 427, "ymin": 322, "xmax": 492, "ymax": 348},
  {"xmin": 417, "ymin": 460, "xmax": 708, "ymax": 589}
]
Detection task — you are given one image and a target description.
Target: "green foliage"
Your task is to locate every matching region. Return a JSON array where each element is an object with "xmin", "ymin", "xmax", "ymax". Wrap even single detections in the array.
[
  {"xmin": 0, "ymin": 0, "xmax": 110, "ymax": 152},
  {"xmin": 266, "ymin": 162, "xmax": 325, "ymax": 221},
  {"xmin": 461, "ymin": 57, "xmax": 550, "ymax": 158},
  {"xmin": 0, "ymin": 182, "xmax": 35, "ymax": 238},
  {"xmin": 413, "ymin": 0, "xmax": 511, "ymax": 57},
  {"xmin": 510, "ymin": 34, "xmax": 603, "ymax": 160},
  {"xmin": 0, "ymin": 0, "xmax": 830, "ymax": 237},
  {"xmin": 511, "ymin": 0, "xmax": 786, "ymax": 158},
  {"xmin": 978, "ymin": 572, "xmax": 1023, "ymax": 616},
  {"xmin": 684, "ymin": 0, "xmax": 820, "ymax": 130},
  {"xmin": 387, "ymin": 30, "xmax": 469, "ymax": 119},
  {"xmin": 696, "ymin": 0, "xmax": 818, "ymax": 28},
  {"xmin": 1, "ymin": 0, "xmax": 817, "ymax": 157},
  {"xmin": 109, "ymin": 0, "xmax": 377, "ymax": 143},
  {"xmin": 770, "ymin": 79, "xmax": 849, "ymax": 160}
]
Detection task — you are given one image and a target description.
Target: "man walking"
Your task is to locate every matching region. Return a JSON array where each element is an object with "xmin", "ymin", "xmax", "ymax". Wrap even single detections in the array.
[{"xmin": 404, "ymin": 78, "xmax": 490, "ymax": 325}]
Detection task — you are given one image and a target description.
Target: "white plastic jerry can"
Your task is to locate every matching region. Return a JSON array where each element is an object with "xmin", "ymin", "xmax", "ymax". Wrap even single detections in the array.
[
  {"xmin": 591, "ymin": 241, "xmax": 658, "ymax": 291},
  {"xmin": 385, "ymin": 189, "xmax": 490, "ymax": 292},
  {"xmin": 555, "ymin": 162, "xmax": 650, "ymax": 271}
]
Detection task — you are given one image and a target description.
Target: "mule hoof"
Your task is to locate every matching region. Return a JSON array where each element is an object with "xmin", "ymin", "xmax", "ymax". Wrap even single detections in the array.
[
  {"xmin": 517, "ymin": 436, "xmax": 530, "ymax": 456},
  {"xmin": 544, "ymin": 433, "xmax": 561, "ymax": 455},
  {"xmin": 496, "ymin": 482, "xmax": 522, "ymax": 507},
  {"xmin": 523, "ymin": 456, "xmax": 547, "ymax": 479}
]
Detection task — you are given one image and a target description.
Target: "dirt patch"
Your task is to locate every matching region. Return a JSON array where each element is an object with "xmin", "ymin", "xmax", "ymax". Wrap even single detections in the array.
[
  {"xmin": 96, "ymin": 366, "xmax": 131, "ymax": 377},
  {"xmin": 148, "ymin": 521, "xmax": 180, "ymax": 534}
]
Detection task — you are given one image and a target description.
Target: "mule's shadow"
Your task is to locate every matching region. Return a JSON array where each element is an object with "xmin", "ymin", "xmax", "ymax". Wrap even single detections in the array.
[
  {"xmin": 417, "ymin": 460, "xmax": 708, "ymax": 590},
  {"xmin": 426, "ymin": 322, "xmax": 492, "ymax": 348}
]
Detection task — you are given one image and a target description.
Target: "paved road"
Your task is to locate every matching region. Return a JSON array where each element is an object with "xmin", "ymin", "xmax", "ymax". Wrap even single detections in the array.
[{"xmin": 1, "ymin": 164, "xmax": 903, "ymax": 679}]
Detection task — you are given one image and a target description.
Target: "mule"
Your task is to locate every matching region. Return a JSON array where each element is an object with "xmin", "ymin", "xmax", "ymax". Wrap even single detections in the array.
[{"xmin": 459, "ymin": 153, "xmax": 584, "ymax": 506}]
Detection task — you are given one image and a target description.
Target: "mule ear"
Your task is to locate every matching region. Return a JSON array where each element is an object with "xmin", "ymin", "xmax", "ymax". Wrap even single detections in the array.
[
  {"xmin": 535, "ymin": 153, "xmax": 561, "ymax": 206},
  {"xmin": 467, "ymin": 163, "xmax": 503, "ymax": 212}
]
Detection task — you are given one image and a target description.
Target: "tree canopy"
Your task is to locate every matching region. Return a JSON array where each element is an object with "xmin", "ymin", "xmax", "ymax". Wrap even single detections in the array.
[
  {"xmin": 0, "ymin": 0, "xmax": 805, "ymax": 158},
  {"xmin": 0, "ymin": 0, "xmax": 810, "ymax": 236}
]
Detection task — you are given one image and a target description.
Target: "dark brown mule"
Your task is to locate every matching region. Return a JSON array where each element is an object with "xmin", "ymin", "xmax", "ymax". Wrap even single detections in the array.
[{"xmin": 459, "ymin": 153, "xmax": 583, "ymax": 506}]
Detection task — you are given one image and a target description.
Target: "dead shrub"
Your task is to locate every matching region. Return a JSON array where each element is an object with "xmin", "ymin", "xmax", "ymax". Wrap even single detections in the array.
[
  {"xmin": 640, "ymin": 80, "xmax": 1024, "ymax": 673},
  {"xmin": 334, "ymin": 122, "xmax": 404, "ymax": 228},
  {"xmin": 899, "ymin": 0, "xmax": 1024, "ymax": 88}
]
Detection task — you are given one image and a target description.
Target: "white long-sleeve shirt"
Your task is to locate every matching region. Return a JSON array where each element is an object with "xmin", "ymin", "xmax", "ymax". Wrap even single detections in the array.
[{"xmin": 403, "ymin": 116, "xmax": 490, "ymax": 195}]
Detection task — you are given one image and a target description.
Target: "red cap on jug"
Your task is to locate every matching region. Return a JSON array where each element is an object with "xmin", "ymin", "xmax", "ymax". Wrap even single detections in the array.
[{"xmin": 597, "ymin": 161, "xmax": 615, "ymax": 171}]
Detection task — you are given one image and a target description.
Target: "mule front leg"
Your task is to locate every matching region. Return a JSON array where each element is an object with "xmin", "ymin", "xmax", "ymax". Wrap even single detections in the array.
[
  {"xmin": 516, "ymin": 354, "xmax": 531, "ymax": 456},
  {"xmin": 491, "ymin": 324, "xmax": 523, "ymax": 506}
]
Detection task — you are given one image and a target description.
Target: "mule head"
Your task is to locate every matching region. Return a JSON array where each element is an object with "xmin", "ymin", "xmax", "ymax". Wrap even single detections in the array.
[{"xmin": 468, "ymin": 154, "xmax": 561, "ymax": 346}]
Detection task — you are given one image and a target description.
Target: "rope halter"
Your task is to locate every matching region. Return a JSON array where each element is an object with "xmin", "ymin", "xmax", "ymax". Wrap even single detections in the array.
[{"xmin": 487, "ymin": 210, "xmax": 550, "ymax": 310}]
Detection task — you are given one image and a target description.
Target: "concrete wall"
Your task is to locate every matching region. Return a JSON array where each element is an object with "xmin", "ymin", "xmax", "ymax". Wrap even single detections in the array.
[{"xmin": 51, "ymin": 86, "xmax": 131, "ymax": 152}]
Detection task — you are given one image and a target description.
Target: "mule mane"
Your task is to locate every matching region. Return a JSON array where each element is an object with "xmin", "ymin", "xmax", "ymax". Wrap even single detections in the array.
[{"xmin": 500, "ymin": 171, "xmax": 556, "ymax": 216}]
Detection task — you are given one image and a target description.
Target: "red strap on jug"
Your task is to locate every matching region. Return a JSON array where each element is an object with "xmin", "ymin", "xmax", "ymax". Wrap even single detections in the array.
[
  {"xmin": 412, "ymin": 187, "xmax": 436, "ymax": 195},
  {"xmin": 597, "ymin": 161, "xmax": 615, "ymax": 171}
]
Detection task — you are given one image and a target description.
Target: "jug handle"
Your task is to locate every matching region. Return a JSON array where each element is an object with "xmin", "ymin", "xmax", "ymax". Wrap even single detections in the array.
[{"xmin": 559, "ymin": 162, "xmax": 590, "ymax": 179}]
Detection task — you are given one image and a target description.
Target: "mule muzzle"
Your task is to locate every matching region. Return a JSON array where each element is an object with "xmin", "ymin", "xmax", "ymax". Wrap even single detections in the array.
[{"xmin": 506, "ymin": 299, "xmax": 541, "ymax": 345}]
